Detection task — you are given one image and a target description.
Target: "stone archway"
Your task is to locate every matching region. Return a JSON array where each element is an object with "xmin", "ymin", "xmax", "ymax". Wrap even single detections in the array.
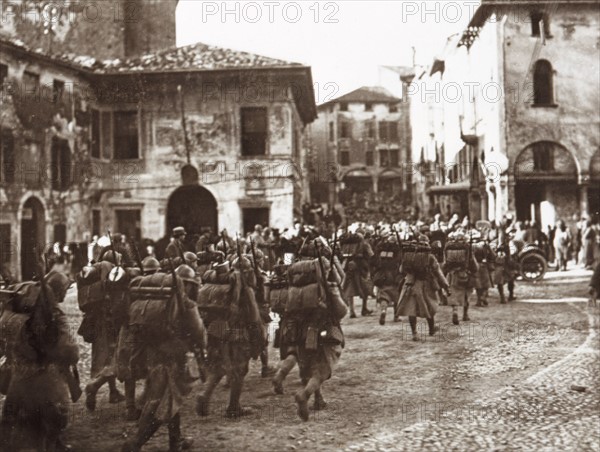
[
  {"xmin": 166, "ymin": 185, "xmax": 218, "ymax": 248},
  {"xmin": 514, "ymin": 141, "xmax": 578, "ymax": 226},
  {"xmin": 21, "ymin": 196, "xmax": 45, "ymax": 280}
]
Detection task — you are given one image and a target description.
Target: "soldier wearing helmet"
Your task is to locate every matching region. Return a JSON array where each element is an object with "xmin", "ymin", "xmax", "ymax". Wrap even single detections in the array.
[
  {"xmin": 183, "ymin": 251, "xmax": 198, "ymax": 271},
  {"xmin": 176, "ymin": 264, "xmax": 200, "ymax": 300},
  {"xmin": 141, "ymin": 256, "xmax": 160, "ymax": 275}
]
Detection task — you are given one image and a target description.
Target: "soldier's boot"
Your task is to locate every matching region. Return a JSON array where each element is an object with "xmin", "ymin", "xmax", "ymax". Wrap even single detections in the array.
[
  {"xmin": 481, "ymin": 289, "xmax": 489, "ymax": 307},
  {"xmin": 295, "ymin": 377, "xmax": 322, "ymax": 421},
  {"xmin": 108, "ymin": 377, "xmax": 126, "ymax": 404},
  {"xmin": 168, "ymin": 414, "xmax": 193, "ymax": 452},
  {"xmin": 272, "ymin": 355, "xmax": 297, "ymax": 395},
  {"xmin": 124, "ymin": 380, "xmax": 140, "ymax": 421},
  {"xmin": 452, "ymin": 307, "xmax": 459, "ymax": 325},
  {"xmin": 409, "ymin": 316, "xmax": 418, "ymax": 341},
  {"xmin": 349, "ymin": 297, "xmax": 357, "ymax": 318},
  {"xmin": 498, "ymin": 285, "xmax": 507, "ymax": 304},
  {"xmin": 379, "ymin": 301, "xmax": 388, "ymax": 325},
  {"xmin": 427, "ymin": 317, "xmax": 439, "ymax": 337},
  {"xmin": 463, "ymin": 302, "xmax": 470, "ymax": 322},
  {"xmin": 313, "ymin": 389, "xmax": 327, "ymax": 411},
  {"xmin": 508, "ymin": 281, "xmax": 516, "ymax": 301},
  {"xmin": 225, "ymin": 378, "xmax": 253, "ymax": 418},
  {"xmin": 84, "ymin": 375, "xmax": 109, "ymax": 411},
  {"xmin": 121, "ymin": 413, "xmax": 161, "ymax": 452},
  {"xmin": 260, "ymin": 347, "xmax": 276, "ymax": 378},
  {"xmin": 195, "ymin": 372, "xmax": 223, "ymax": 417},
  {"xmin": 361, "ymin": 298, "xmax": 373, "ymax": 316},
  {"xmin": 475, "ymin": 290, "xmax": 484, "ymax": 307}
]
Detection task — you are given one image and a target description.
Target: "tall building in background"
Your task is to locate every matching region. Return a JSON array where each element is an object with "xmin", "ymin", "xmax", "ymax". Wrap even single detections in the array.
[
  {"xmin": 409, "ymin": 0, "xmax": 600, "ymax": 227},
  {"xmin": 309, "ymin": 86, "xmax": 412, "ymax": 222}
]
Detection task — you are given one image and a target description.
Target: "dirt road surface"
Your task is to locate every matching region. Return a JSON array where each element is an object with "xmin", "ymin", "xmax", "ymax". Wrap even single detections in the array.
[{"xmin": 2, "ymin": 268, "xmax": 598, "ymax": 451}]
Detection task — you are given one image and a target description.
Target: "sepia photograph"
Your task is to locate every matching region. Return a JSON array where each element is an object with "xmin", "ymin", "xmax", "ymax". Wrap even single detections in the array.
[{"xmin": 0, "ymin": 0, "xmax": 599, "ymax": 450}]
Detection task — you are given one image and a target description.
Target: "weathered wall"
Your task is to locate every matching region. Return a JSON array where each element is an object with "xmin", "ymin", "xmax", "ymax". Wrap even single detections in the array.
[
  {"xmin": 502, "ymin": 3, "xmax": 600, "ymax": 224},
  {"xmin": 0, "ymin": 0, "xmax": 177, "ymax": 59}
]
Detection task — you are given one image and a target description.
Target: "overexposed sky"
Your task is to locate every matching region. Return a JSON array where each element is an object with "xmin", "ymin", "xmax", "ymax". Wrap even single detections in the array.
[{"xmin": 177, "ymin": 1, "xmax": 480, "ymax": 102}]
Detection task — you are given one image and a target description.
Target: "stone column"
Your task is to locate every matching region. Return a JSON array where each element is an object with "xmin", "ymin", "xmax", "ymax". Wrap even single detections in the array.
[{"xmin": 579, "ymin": 177, "xmax": 590, "ymax": 219}]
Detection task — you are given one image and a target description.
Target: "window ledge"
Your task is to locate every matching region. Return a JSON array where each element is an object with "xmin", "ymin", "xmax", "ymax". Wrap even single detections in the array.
[{"xmin": 531, "ymin": 103, "xmax": 558, "ymax": 109}]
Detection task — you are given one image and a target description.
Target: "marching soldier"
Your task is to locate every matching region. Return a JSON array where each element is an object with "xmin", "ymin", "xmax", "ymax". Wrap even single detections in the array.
[
  {"xmin": 395, "ymin": 237, "xmax": 450, "ymax": 341},
  {"xmin": 492, "ymin": 239, "xmax": 516, "ymax": 304},
  {"xmin": 472, "ymin": 230, "xmax": 496, "ymax": 307},
  {"xmin": 1, "ymin": 254, "xmax": 79, "ymax": 451},
  {"xmin": 443, "ymin": 231, "xmax": 479, "ymax": 325},
  {"xmin": 121, "ymin": 263, "xmax": 205, "ymax": 452},
  {"xmin": 340, "ymin": 230, "xmax": 374, "ymax": 318},
  {"xmin": 81, "ymin": 251, "xmax": 126, "ymax": 412},
  {"xmin": 372, "ymin": 232, "xmax": 402, "ymax": 326}
]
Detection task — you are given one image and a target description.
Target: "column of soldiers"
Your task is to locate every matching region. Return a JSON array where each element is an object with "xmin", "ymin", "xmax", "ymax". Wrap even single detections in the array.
[{"xmin": 0, "ymin": 220, "xmax": 520, "ymax": 451}]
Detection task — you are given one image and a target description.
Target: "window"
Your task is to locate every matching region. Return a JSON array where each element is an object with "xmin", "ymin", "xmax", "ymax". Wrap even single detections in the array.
[
  {"xmin": 22, "ymin": 71, "xmax": 40, "ymax": 98},
  {"xmin": 340, "ymin": 121, "xmax": 351, "ymax": 139},
  {"xmin": 242, "ymin": 208, "xmax": 270, "ymax": 235},
  {"xmin": 365, "ymin": 102, "xmax": 373, "ymax": 112},
  {"xmin": 339, "ymin": 102, "xmax": 348, "ymax": 112},
  {"xmin": 116, "ymin": 209, "xmax": 142, "ymax": 243},
  {"xmin": 241, "ymin": 107, "xmax": 268, "ymax": 156},
  {"xmin": 532, "ymin": 142, "xmax": 554, "ymax": 171},
  {"xmin": 366, "ymin": 121, "xmax": 375, "ymax": 139},
  {"xmin": 389, "ymin": 104, "xmax": 398, "ymax": 113},
  {"xmin": 533, "ymin": 60, "xmax": 554, "ymax": 105},
  {"xmin": 380, "ymin": 149, "xmax": 390, "ymax": 167},
  {"xmin": 0, "ymin": 64, "xmax": 7, "ymax": 87},
  {"xmin": 0, "ymin": 224, "xmax": 10, "ymax": 265},
  {"xmin": 379, "ymin": 122, "xmax": 399, "ymax": 142},
  {"xmin": 113, "ymin": 111, "xmax": 139, "ymax": 160},
  {"xmin": 92, "ymin": 209, "xmax": 101, "ymax": 237},
  {"xmin": 339, "ymin": 150, "xmax": 350, "ymax": 166},
  {"xmin": 379, "ymin": 122, "xmax": 388, "ymax": 141},
  {"xmin": 366, "ymin": 150, "xmax": 374, "ymax": 166},
  {"xmin": 0, "ymin": 129, "xmax": 15, "ymax": 183},
  {"xmin": 531, "ymin": 11, "xmax": 551, "ymax": 38},
  {"xmin": 91, "ymin": 109, "xmax": 101, "ymax": 159},
  {"xmin": 53, "ymin": 224, "xmax": 66, "ymax": 246},
  {"xmin": 389, "ymin": 123, "xmax": 398, "ymax": 141},
  {"xmin": 53, "ymin": 79, "xmax": 64, "ymax": 104},
  {"xmin": 292, "ymin": 127, "xmax": 300, "ymax": 160},
  {"xmin": 101, "ymin": 111, "xmax": 112, "ymax": 159},
  {"xmin": 391, "ymin": 150, "xmax": 399, "ymax": 167},
  {"xmin": 329, "ymin": 122, "xmax": 334, "ymax": 141},
  {"xmin": 51, "ymin": 137, "xmax": 71, "ymax": 191}
]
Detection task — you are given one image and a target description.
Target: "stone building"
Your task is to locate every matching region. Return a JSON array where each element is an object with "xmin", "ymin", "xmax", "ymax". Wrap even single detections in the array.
[
  {"xmin": 0, "ymin": 1, "xmax": 316, "ymax": 280},
  {"xmin": 409, "ymin": 0, "xmax": 600, "ymax": 227},
  {"xmin": 308, "ymin": 86, "xmax": 411, "ymax": 222}
]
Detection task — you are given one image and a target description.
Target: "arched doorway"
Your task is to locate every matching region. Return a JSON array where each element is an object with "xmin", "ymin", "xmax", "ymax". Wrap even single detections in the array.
[
  {"xmin": 21, "ymin": 197, "xmax": 45, "ymax": 280},
  {"xmin": 166, "ymin": 185, "xmax": 218, "ymax": 249},
  {"xmin": 514, "ymin": 141, "xmax": 578, "ymax": 227}
]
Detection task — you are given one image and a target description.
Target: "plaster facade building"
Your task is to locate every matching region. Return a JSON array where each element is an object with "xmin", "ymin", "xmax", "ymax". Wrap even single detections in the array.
[
  {"xmin": 408, "ymin": 0, "xmax": 600, "ymax": 227},
  {"xmin": 0, "ymin": 1, "xmax": 316, "ymax": 280},
  {"xmin": 309, "ymin": 86, "xmax": 411, "ymax": 222}
]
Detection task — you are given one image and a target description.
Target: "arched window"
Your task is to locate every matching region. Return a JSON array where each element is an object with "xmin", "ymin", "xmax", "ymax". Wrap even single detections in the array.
[{"xmin": 533, "ymin": 60, "xmax": 554, "ymax": 106}]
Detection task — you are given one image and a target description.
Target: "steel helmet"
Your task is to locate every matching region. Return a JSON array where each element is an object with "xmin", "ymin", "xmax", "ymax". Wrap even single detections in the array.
[
  {"xmin": 184, "ymin": 251, "xmax": 198, "ymax": 265},
  {"xmin": 101, "ymin": 250, "xmax": 122, "ymax": 265},
  {"xmin": 175, "ymin": 264, "xmax": 197, "ymax": 282},
  {"xmin": 141, "ymin": 256, "xmax": 160, "ymax": 274}
]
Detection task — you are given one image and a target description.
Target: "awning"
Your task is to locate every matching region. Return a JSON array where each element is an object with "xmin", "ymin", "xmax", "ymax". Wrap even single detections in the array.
[
  {"xmin": 344, "ymin": 169, "xmax": 371, "ymax": 178},
  {"xmin": 427, "ymin": 181, "xmax": 470, "ymax": 195}
]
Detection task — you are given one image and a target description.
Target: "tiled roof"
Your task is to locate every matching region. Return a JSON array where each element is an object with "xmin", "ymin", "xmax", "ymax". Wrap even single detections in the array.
[
  {"xmin": 321, "ymin": 86, "xmax": 401, "ymax": 107},
  {"xmin": 0, "ymin": 37, "xmax": 303, "ymax": 74},
  {"xmin": 92, "ymin": 42, "xmax": 303, "ymax": 74}
]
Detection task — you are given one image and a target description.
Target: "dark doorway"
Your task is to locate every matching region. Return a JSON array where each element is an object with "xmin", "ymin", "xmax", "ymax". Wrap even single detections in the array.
[
  {"xmin": 515, "ymin": 183, "xmax": 543, "ymax": 223},
  {"xmin": 21, "ymin": 197, "xmax": 45, "ymax": 280},
  {"xmin": 167, "ymin": 185, "xmax": 218, "ymax": 247},
  {"xmin": 116, "ymin": 209, "xmax": 142, "ymax": 243},
  {"xmin": 242, "ymin": 208, "xmax": 270, "ymax": 235},
  {"xmin": 589, "ymin": 188, "xmax": 600, "ymax": 223}
]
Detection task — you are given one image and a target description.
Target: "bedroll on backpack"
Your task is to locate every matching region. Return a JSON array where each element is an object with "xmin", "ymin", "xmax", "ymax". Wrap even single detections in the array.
[
  {"xmin": 265, "ymin": 277, "xmax": 288, "ymax": 314},
  {"xmin": 287, "ymin": 258, "xmax": 330, "ymax": 287},
  {"xmin": 0, "ymin": 282, "xmax": 41, "ymax": 314},
  {"xmin": 128, "ymin": 273, "xmax": 176, "ymax": 341},
  {"xmin": 377, "ymin": 242, "xmax": 401, "ymax": 270},
  {"xmin": 444, "ymin": 241, "xmax": 470, "ymax": 271},
  {"xmin": 77, "ymin": 262, "xmax": 113, "ymax": 313},
  {"xmin": 197, "ymin": 272, "xmax": 240, "ymax": 314},
  {"xmin": 401, "ymin": 242, "xmax": 431, "ymax": 276},
  {"xmin": 0, "ymin": 309, "xmax": 37, "ymax": 361},
  {"xmin": 472, "ymin": 242, "xmax": 488, "ymax": 262}
]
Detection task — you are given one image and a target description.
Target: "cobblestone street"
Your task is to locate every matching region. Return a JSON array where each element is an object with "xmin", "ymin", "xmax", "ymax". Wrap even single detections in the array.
[{"xmin": 30, "ymin": 267, "xmax": 593, "ymax": 451}]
